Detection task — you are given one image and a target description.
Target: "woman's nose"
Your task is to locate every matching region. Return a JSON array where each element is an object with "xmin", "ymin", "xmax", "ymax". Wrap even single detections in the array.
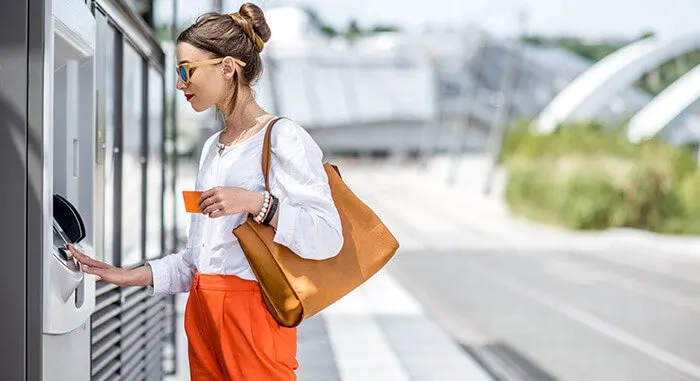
[{"xmin": 176, "ymin": 79, "xmax": 187, "ymax": 91}]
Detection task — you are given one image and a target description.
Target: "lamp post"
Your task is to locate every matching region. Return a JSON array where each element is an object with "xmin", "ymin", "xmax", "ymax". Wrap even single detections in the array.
[
  {"xmin": 447, "ymin": 32, "xmax": 485, "ymax": 186},
  {"xmin": 483, "ymin": 7, "xmax": 529, "ymax": 195}
]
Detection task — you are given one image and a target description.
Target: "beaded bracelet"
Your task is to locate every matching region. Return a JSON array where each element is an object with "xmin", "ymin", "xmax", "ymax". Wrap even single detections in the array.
[
  {"xmin": 253, "ymin": 191, "xmax": 271, "ymax": 223},
  {"xmin": 262, "ymin": 195, "xmax": 279, "ymax": 225}
]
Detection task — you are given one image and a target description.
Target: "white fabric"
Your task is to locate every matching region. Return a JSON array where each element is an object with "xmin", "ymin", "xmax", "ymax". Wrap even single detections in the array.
[{"xmin": 147, "ymin": 118, "xmax": 343, "ymax": 295}]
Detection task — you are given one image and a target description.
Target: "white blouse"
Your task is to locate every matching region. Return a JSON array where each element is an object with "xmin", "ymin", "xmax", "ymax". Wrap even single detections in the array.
[{"xmin": 147, "ymin": 118, "xmax": 344, "ymax": 295}]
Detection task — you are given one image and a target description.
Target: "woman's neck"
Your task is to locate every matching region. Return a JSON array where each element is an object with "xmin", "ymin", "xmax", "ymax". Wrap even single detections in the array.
[{"xmin": 219, "ymin": 94, "xmax": 271, "ymax": 143}]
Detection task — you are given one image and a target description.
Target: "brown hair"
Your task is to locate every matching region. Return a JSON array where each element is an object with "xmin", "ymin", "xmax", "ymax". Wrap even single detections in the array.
[{"xmin": 177, "ymin": 3, "xmax": 271, "ymax": 116}]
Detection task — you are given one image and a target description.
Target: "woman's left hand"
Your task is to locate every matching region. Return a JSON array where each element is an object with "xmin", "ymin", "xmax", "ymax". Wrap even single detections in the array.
[{"xmin": 198, "ymin": 186, "xmax": 263, "ymax": 218}]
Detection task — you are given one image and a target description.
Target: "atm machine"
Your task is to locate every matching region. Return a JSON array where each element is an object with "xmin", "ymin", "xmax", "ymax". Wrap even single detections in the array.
[
  {"xmin": 42, "ymin": 0, "xmax": 97, "ymax": 379},
  {"xmin": 2, "ymin": 0, "xmax": 99, "ymax": 379},
  {"xmin": 3, "ymin": 0, "xmax": 178, "ymax": 379}
]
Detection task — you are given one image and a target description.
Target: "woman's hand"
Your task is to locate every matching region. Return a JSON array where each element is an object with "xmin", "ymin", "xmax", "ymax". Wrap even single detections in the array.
[
  {"xmin": 68, "ymin": 245, "xmax": 153, "ymax": 288},
  {"xmin": 198, "ymin": 186, "xmax": 264, "ymax": 218}
]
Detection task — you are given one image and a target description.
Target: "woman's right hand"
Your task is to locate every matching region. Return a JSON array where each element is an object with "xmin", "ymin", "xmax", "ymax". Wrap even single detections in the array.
[{"xmin": 68, "ymin": 245, "xmax": 153, "ymax": 288}]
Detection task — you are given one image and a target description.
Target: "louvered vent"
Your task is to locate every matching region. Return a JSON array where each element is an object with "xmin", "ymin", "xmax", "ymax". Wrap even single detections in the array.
[{"xmin": 91, "ymin": 280, "xmax": 175, "ymax": 380}]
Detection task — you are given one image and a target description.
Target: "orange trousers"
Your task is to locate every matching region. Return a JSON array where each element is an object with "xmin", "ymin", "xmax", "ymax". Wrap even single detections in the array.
[{"xmin": 185, "ymin": 272, "xmax": 298, "ymax": 380}]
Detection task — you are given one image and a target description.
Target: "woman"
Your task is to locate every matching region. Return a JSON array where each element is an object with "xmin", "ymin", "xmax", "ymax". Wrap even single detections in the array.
[{"xmin": 69, "ymin": 4, "xmax": 343, "ymax": 380}]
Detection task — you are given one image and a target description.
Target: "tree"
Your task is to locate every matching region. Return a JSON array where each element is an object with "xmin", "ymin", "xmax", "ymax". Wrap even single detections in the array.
[
  {"xmin": 371, "ymin": 25, "xmax": 400, "ymax": 34},
  {"xmin": 637, "ymin": 31, "xmax": 656, "ymax": 41},
  {"xmin": 320, "ymin": 26, "xmax": 339, "ymax": 37},
  {"xmin": 347, "ymin": 20, "xmax": 362, "ymax": 38},
  {"xmin": 302, "ymin": 7, "xmax": 339, "ymax": 37},
  {"xmin": 297, "ymin": 8, "xmax": 400, "ymax": 39}
]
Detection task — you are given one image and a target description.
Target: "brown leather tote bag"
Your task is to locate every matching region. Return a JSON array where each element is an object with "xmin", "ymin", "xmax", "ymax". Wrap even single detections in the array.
[{"xmin": 232, "ymin": 118, "xmax": 400, "ymax": 327}]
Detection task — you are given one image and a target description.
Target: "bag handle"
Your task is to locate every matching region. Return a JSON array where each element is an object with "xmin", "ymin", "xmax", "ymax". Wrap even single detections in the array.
[{"xmin": 261, "ymin": 117, "xmax": 284, "ymax": 192}]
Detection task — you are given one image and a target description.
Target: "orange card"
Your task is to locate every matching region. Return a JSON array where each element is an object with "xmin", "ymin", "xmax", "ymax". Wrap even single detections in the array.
[{"xmin": 182, "ymin": 191, "xmax": 203, "ymax": 213}]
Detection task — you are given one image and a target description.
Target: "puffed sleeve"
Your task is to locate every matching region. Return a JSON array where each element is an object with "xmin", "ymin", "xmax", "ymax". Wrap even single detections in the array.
[
  {"xmin": 269, "ymin": 119, "xmax": 344, "ymax": 260},
  {"xmin": 145, "ymin": 220, "xmax": 196, "ymax": 295}
]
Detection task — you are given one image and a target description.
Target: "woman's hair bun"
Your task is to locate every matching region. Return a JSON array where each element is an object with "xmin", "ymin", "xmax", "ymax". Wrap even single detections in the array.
[{"xmin": 239, "ymin": 3, "xmax": 271, "ymax": 44}]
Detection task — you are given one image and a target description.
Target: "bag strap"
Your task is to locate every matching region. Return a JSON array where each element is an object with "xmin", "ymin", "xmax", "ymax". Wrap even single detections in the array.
[{"xmin": 261, "ymin": 117, "xmax": 284, "ymax": 192}]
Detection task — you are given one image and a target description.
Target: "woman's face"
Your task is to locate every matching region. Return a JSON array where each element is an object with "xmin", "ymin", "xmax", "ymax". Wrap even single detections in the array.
[{"xmin": 175, "ymin": 42, "xmax": 235, "ymax": 112}]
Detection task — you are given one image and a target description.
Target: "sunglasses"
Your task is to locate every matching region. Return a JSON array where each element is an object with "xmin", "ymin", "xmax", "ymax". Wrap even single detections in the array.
[{"xmin": 176, "ymin": 57, "xmax": 247, "ymax": 85}]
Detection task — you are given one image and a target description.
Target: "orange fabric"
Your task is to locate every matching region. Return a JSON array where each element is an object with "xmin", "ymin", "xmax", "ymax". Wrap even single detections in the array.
[{"xmin": 185, "ymin": 272, "xmax": 298, "ymax": 380}]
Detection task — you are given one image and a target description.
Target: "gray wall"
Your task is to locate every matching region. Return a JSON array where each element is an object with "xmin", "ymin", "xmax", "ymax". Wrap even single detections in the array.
[{"xmin": 0, "ymin": 0, "xmax": 45, "ymax": 380}]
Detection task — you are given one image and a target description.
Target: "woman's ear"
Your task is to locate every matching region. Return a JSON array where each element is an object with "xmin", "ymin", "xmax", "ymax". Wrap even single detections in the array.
[{"xmin": 221, "ymin": 57, "xmax": 237, "ymax": 80}]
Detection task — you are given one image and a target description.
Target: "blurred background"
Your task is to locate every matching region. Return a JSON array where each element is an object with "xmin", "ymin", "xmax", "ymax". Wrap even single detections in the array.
[
  {"xmin": 142, "ymin": 0, "xmax": 700, "ymax": 380},
  {"xmin": 21, "ymin": 0, "xmax": 700, "ymax": 379}
]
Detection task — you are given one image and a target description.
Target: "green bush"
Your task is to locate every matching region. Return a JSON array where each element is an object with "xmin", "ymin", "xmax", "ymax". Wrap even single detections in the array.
[
  {"xmin": 678, "ymin": 171, "xmax": 700, "ymax": 215},
  {"xmin": 502, "ymin": 120, "xmax": 700, "ymax": 234},
  {"xmin": 500, "ymin": 119, "xmax": 637, "ymax": 163},
  {"xmin": 559, "ymin": 169, "xmax": 622, "ymax": 230},
  {"xmin": 505, "ymin": 161, "xmax": 564, "ymax": 225}
]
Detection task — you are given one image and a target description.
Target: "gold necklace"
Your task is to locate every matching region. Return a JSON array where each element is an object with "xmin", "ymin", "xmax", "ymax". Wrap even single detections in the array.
[{"xmin": 217, "ymin": 115, "xmax": 271, "ymax": 155}]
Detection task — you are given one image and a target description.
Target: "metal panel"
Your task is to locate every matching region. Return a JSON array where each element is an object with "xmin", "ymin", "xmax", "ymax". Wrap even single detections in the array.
[
  {"xmin": 87, "ymin": 2, "xmax": 177, "ymax": 378},
  {"xmin": 0, "ymin": 1, "xmax": 31, "ymax": 380},
  {"xmin": 27, "ymin": 0, "xmax": 46, "ymax": 380},
  {"xmin": 120, "ymin": 41, "xmax": 145, "ymax": 267},
  {"xmin": 93, "ymin": 0, "xmax": 165, "ymax": 70},
  {"xmin": 140, "ymin": 57, "xmax": 149, "ymax": 262},
  {"xmin": 90, "ymin": 282, "xmax": 171, "ymax": 380},
  {"xmin": 146, "ymin": 67, "xmax": 165, "ymax": 260},
  {"xmin": 113, "ymin": 32, "xmax": 124, "ymax": 267}
]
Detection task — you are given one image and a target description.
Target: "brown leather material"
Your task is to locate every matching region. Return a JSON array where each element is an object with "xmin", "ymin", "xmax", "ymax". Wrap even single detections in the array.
[
  {"xmin": 232, "ymin": 118, "xmax": 400, "ymax": 327},
  {"xmin": 261, "ymin": 118, "xmax": 275, "ymax": 191}
]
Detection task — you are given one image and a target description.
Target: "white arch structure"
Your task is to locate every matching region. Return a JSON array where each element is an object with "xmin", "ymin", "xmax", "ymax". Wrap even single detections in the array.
[
  {"xmin": 627, "ymin": 63, "xmax": 700, "ymax": 142},
  {"xmin": 534, "ymin": 34, "xmax": 700, "ymax": 134}
]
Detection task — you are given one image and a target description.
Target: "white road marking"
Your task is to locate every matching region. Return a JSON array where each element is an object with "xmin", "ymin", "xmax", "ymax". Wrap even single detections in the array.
[{"xmin": 473, "ymin": 262, "xmax": 700, "ymax": 380}]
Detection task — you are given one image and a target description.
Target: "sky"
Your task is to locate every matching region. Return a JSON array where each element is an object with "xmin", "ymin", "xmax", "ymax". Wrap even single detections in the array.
[{"xmin": 156, "ymin": 0, "xmax": 700, "ymax": 39}]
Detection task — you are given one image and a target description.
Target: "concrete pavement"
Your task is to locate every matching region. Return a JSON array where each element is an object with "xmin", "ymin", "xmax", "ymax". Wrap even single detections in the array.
[{"xmin": 164, "ymin": 268, "xmax": 493, "ymax": 381}]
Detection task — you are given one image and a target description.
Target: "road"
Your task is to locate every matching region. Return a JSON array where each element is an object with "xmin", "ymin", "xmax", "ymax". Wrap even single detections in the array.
[
  {"xmin": 390, "ymin": 247, "xmax": 700, "ymax": 381},
  {"xmin": 341, "ymin": 161, "xmax": 700, "ymax": 381}
]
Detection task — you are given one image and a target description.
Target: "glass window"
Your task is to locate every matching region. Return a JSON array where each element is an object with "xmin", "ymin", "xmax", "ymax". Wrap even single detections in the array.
[
  {"xmin": 163, "ymin": 46, "xmax": 178, "ymax": 254},
  {"xmin": 121, "ymin": 42, "xmax": 145, "ymax": 267},
  {"xmin": 103, "ymin": 24, "xmax": 117, "ymax": 265},
  {"xmin": 146, "ymin": 67, "xmax": 164, "ymax": 260},
  {"xmin": 163, "ymin": 99, "xmax": 176, "ymax": 255}
]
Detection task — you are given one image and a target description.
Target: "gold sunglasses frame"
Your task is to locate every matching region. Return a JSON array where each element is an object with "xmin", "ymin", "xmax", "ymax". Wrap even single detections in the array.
[{"xmin": 176, "ymin": 57, "xmax": 247, "ymax": 85}]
